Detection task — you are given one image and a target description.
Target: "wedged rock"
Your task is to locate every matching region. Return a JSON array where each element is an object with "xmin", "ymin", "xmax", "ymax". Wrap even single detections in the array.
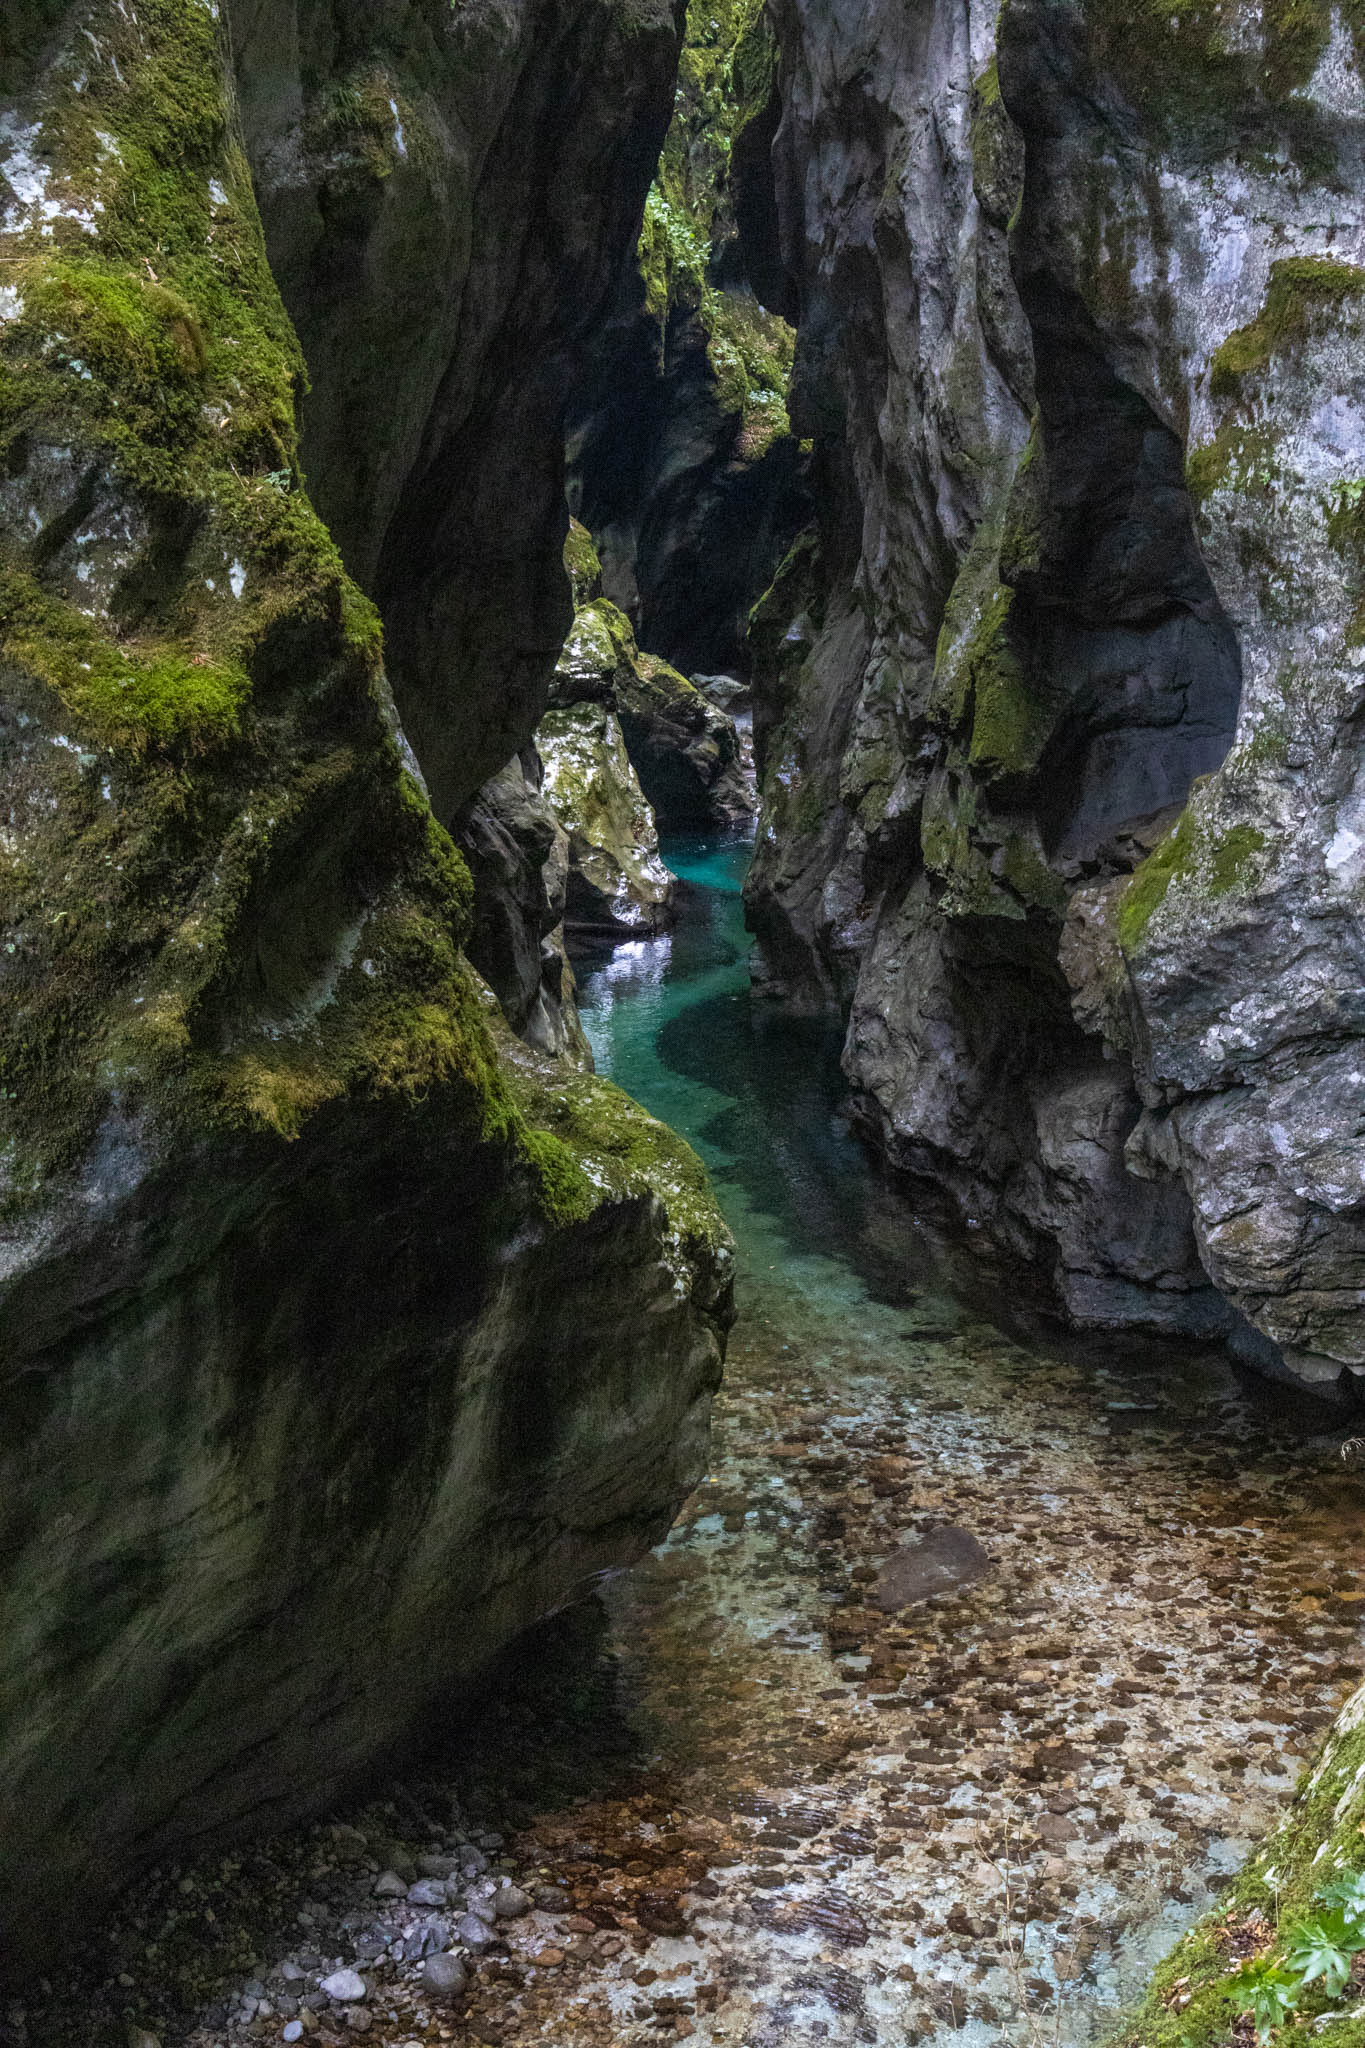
[
  {"xmin": 537, "ymin": 701, "xmax": 677, "ymax": 935},
  {"xmin": 550, "ymin": 527, "xmax": 755, "ymax": 827},
  {"xmin": 0, "ymin": 0, "xmax": 730, "ymax": 1976}
]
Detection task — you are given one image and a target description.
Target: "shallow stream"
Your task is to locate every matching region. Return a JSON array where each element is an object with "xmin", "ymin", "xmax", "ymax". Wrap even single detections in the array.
[
  {"xmin": 476, "ymin": 831, "xmax": 1365, "ymax": 2047},
  {"xmin": 29, "ymin": 833, "xmax": 1365, "ymax": 2048}
]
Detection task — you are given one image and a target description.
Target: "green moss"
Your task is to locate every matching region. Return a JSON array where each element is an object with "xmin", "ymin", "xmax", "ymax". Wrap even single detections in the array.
[
  {"xmin": 0, "ymin": 567, "xmax": 248, "ymax": 752},
  {"xmin": 1112, "ymin": 1689, "xmax": 1365, "ymax": 2048},
  {"xmin": 1075, "ymin": 0, "xmax": 1358, "ymax": 156},
  {"xmin": 998, "ymin": 833, "xmax": 1069, "ymax": 916},
  {"xmin": 636, "ymin": 0, "xmax": 795, "ymax": 451},
  {"xmin": 563, "ymin": 517, "xmax": 604, "ymax": 606},
  {"xmin": 1117, "ymin": 807, "xmax": 1268, "ymax": 952},
  {"xmin": 999, "ymin": 414, "xmax": 1046, "ymax": 584},
  {"xmin": 1210, "ymin": 260, "xmax": 1365, "ymax": 396}
]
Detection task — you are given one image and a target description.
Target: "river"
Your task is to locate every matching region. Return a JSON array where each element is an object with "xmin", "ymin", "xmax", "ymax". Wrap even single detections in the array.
[
  {"xmin": 464, "ymin": 828, "xmax": 1364, "ymax": 2048},
  {"xmin": 29, "ymin": 832, "xmax": 1364, "ymax": 2048}
]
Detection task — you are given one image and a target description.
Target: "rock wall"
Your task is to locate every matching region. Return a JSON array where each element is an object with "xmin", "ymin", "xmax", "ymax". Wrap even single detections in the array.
[
  {"xmin": 567, "ymin": 0, "xmax": 809, "ymax": 678},
  {"xmin": 227, "ymin": 0, "xmax": 682, "ymax": 827},
  {"xmin": 0, "ymin": 0, "xmax": 729, "ymax": 1973},
  {"xmin": 750, "ymin": 0, "xmax": 1365, "ymax": 1390}
]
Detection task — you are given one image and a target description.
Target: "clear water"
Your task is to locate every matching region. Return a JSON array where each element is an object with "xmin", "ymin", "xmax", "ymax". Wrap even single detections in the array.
[{"xmin": 576, "ymin": 830, "xmax": 960, "ymax": 1329}]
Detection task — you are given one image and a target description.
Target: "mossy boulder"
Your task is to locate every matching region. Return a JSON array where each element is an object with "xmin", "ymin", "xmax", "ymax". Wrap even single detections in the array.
[{"xmin": 537, "ymin": 700, "xmax": 677, "ymax": 935}]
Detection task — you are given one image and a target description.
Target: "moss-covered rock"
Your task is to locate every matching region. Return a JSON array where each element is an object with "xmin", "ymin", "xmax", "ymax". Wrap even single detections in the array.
[
  {"xmin": 0, "ymin": 0, "xmax": 730, "ymax": 1973},
  {"xmin": 537, "ymin": 700, "xmax": 677, "ymax": 935}
]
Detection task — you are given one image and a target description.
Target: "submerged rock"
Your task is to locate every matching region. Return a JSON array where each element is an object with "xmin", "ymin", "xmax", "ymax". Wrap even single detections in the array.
[
  {"xmin": 0, "ymin": 0, "xmax": 729, "ymax": 1978},
  {"xmin": 872, "ymin": 1526, "xmax": 992, "ymax": 1613}
]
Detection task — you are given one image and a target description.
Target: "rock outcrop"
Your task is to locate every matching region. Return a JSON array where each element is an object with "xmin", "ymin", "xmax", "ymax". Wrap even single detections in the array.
[
  {"xmin": 749, "ymin": 0, "xmax": 1365, "ymax": 1389},
  {"xmin": 567, "ymin": 0, "xmax": 809, "ymax": 678},
  {"xmin": 0, "ymin": 0, "xmax": 729, "ymax": 1974},
  {"xmin": 227, "ymin": 0, "xmax": 682, "ymax": 828}
]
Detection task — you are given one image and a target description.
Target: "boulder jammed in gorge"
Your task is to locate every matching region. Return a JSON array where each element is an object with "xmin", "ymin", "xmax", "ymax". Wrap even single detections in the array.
[
  {"xmin": 537, "ymin": 694, "xmax": 677, "ymax": 937},
  {"xmin": 0, "ymin": 0, "xmax": 730, "ymax": 1975},
  {"xmin": 567, "ymin": 0, "xmax": 810, "ymax": 679},
  {"xmin": 748, "ymin": 0, "xmax": 1365, "ymax": 1391}
]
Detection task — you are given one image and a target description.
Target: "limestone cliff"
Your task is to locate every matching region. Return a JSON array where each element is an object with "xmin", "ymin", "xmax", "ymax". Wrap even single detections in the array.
[
  {"xmin": 0, "ymin": 0, "xmax": 729, "ymax": 1973},
  {"xmin": 749, "ymin": 0, "xmax": 1365, "ymax": 1392}
]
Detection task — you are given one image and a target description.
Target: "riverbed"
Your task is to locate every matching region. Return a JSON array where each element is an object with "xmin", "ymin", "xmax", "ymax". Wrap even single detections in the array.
[{"xmin": 23, "ymin": 832, "xmax": 1364, "ymax": 2048}]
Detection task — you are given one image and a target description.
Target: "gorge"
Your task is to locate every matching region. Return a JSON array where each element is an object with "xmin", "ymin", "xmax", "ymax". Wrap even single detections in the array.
[{"xmin": 1, "ymin": 0, "xmax": 1364, "ymax": 2044}]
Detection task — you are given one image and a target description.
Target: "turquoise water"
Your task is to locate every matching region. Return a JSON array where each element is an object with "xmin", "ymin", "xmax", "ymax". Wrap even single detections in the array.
[{"xmin": 574, "ymin": 829, "xmax": 957, "ymax": 1323}]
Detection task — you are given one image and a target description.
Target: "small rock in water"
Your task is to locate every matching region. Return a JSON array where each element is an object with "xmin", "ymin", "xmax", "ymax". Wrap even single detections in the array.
[
  {"xmin": 406, "ymin": 1877, "xmax": 447, "ymax": 1906},
  {"xmin": 373, "ymin": 1870, "xmax": 407, "ymax": 1898},
  {"xmin": 419, "ymin": 1952, "xmax": 469, "ymax": 2003},
  {"xmin": 872, "ymin": 1524, "xmax": 991, "ymax": 1612},
  {"xmin": 282, "ymin": 2027, "xmax": 304, "ymax": 2045},
  {"xmin": 493, "ymin": 1885, "xmax": 530, "ymax": 1920},
  {"xmin": 455, "ymin": 1911, "xmax": 497, "ymax": 1951},
  {"xmin": 320, "ymin": 1969, "xmax": 367, "ymax": 2004}
]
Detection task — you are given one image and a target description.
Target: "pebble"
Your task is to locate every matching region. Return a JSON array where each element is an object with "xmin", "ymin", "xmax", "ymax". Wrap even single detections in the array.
[
  {"xmin": 456, "ymin": 1912, "xmax": 497, "ymax": 1951},
  {"xmin": 372, "ymin": 1871, "xmax": 407, "ymax": 1898},
  {"xmin": 406, "ymin": 1878, "xmax": 448, "ymax": 1906},
  {"xmin": 419, "ymin": 1952, "xmax": 469, "ymax": 2003},
  {"xmin": 282, "ymin": 2028, "xmax": 303, "ymax": 2045},
  {"xmin": 493, "ymin": 1884, "xmax": 531, "ymax": 1919},
  {"xmin": 319, "ymin": 1969, "xmax": 367, "ymax": 2004}
]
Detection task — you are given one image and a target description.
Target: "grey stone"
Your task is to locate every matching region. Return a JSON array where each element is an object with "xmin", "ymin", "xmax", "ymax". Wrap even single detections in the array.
[
  {"xmin": 405, "ymin": 1878, "xmax": 448, "ymax": 1907},
  {"xmin": 373, "ymin": 1871, "xmax": 407, "ymax": 1899},
  {"xmin": 419, "ymin": 1952, "xmax": 469, "ymax": 2004},
  {"xmin": 873, "ymin": 1527, "xmax": 991, "ymax": 1613},
  {"xmin": 455, "ymin": 1913, "xmax": 497, "ymax": 1952},
  {"xmin": 492, "ymin": 1885, "xmax": 531, "ymax": 1920},
  {"xmin": 319, "ymin": 1970, "xmax": 367, "ymax": 2006}
]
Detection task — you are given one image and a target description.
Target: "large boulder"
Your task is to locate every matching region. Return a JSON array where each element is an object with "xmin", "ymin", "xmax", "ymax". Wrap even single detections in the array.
[
  {"xmin": 0, "ymin": 0, "xmax": 729, "ymax": 1973},
  {"xmin": 537, "ymin": 700, "xmax": 677, "ymax": 935}
]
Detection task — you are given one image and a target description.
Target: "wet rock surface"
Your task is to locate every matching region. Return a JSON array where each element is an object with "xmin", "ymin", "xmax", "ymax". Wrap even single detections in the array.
[{"xmin": 22, "ymin": 1265, "xmax": 1363, "ymax": 2048}]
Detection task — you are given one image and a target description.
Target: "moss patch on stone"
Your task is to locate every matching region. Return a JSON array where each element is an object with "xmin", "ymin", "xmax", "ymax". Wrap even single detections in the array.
[
  {"xmin": 1210, "ymin": 260, "xmax": 1365, "ymax": 397},
  {"xmin": 1117, "ymin": 803, "xmax": 1268, "ymax": 952}
]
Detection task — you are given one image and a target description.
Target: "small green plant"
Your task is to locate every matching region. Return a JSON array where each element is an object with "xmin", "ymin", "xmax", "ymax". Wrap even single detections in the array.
[
  {"xmin": 1235, "ymin": 1868, "xmax": 1365, "ymax": 2041},
  {"xmin": 1238, "ymin": 1959, "xmax": 1300, "ymax": 2040}
]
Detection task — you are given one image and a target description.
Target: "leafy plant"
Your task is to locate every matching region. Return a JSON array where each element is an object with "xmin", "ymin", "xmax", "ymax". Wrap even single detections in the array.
[
  {"xmin": 1318, "ymin": 1868, "xmax": 1365, "ymax": 1928},
  {"xmin": 1283, "ymin": 1913, "xmax": 1357, "ymax": 1998},
  {"xmin": 1238, "ymin": 1959, "xmax": 1300, "ymax": 2042}
]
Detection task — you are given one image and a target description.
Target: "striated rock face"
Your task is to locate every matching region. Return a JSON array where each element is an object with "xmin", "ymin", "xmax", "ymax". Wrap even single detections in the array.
[
  {"xmin": 227, "ymin": 0, "xmax": 683, "ymax": 827},
  {"xmin": 750, "ymin": 0, "xmax": 1365, "ymax": 1388},
  {"xmin": 0, "ymin": 0, "xmax": 728, "ymax": 1972}
]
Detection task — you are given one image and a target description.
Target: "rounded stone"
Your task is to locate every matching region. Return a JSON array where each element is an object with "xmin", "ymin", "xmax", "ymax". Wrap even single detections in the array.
[
  {"xmin": 419, "ymin": 1951, "xmax": 469, "ymax": 2003},
  {"xmin": 493, "ymin": 1884, "xmax": 531, "ymax": 1919}
]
